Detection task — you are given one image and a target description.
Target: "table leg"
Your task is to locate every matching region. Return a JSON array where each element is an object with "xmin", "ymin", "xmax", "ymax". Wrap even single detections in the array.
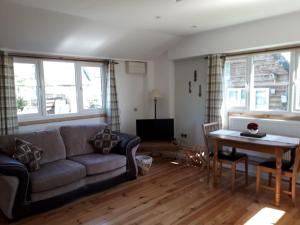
[
  {"xmin": 275, "ymin": 148, "xmax": 282, "ymax": 207},
  {"xmin": 213, "ymin": 141, "xmax": 218, "ymax": 186}
]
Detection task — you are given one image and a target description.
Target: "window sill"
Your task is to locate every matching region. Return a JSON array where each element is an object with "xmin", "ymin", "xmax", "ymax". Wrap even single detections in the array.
[
  {"xmin": 228, "ymin": 111, "xmax": 300, "ymax": 121},
  {"xmin": 18, "ymin": 113, "xmax": 106, "ymax": 126}
]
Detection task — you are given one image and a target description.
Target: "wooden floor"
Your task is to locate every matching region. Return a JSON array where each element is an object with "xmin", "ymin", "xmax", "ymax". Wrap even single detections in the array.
[{"xmin": 1, "ymin": 159, "xmax": 300, "ymax": 225}]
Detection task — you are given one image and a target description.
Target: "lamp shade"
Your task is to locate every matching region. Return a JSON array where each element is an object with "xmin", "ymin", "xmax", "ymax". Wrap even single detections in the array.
[{"xmin": 150, "ymin": 89, "xmax": 161, "ymax": 99}]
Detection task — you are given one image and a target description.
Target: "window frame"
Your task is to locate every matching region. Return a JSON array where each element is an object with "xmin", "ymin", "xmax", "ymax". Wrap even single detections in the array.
[
  {"xmin": 42, "ymin": 59, "xmax": 78, "ymax": 116},
  {"xmin": 251, "ymin": 88, "xmax": 270, "ymax": 111},
  {"xmin": 225, "ymin": 50, "xmax": 298, "ymax": 114},
  {"xmin": 224, "ymin": 56, "xmax": 250, "ymax": 111},
  {"xmin": 77, "ymin": 61, "xmax": 105, "ymax": 114},
  {"xmin": 292, "ymin": 50, "xmax": 300, "ymax": 112},
  {"xmin": 14, "ymin": 58, "xmax": 42, "ymax": 120},
  {"xmin": 226, "ymin": 88, "xmax": 246, "ymax": 109},
  {"xmin": 14, "ymin": 57, "xmax": 105, "ymax": 123}
]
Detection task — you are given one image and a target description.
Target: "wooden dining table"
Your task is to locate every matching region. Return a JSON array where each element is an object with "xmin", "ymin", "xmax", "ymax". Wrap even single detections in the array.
[{"xmin": 209, "ymin": 129, "xmax": 300, "ymax": 207}]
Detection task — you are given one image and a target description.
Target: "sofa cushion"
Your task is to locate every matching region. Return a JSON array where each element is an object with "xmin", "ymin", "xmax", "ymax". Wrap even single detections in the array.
[
  {"xmin": 69, "ymin": 153, "xmax": 127, "ymax": 175},
  {"xmin": 30, "ymin": 159, "xmax": 86, "ymax": 193},
  {"xmin": 85, "ymin": 166, "xmax": 126, "ymax": 185},
  {"xmin": 31, "ymin": 179, "xmax": 85, "ymax": 202},
  {"xmin": 59, "ymin": 124, "xmax": 107, "ymax": 157},
  {"xmin": 89, "ymin": 127, "xmax": 120, "ymax": 154},
  {"xmin": 0, "ymin": 129, "xmax": 66, "ymax": 164},
  {"xmin": 13, "ymin": 139, "xmax": 43, "ymax": 172}
]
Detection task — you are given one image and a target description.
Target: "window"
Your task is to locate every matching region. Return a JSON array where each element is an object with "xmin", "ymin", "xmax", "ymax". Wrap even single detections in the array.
[
  {"xmin": 253, "ymin": 88, "xmax": 269, "ymax": 110},
  {"xmin": 13, "ymin": 58, "xmax": 104, "ymax": 121},
  {"xmin": 226, "ymin": 88, "xmax": 246, "ymax": 108},
  {"xmin": 43, "ymin": 61, "xmax": 77, "ymax": 115},
  {"xmin": 81, "ymin": 65, "xmax": 103, "ymax": 110},
  {"xmin": 225, "ymin": 51, "xmax": 293, "ymax": 113},
  {"xmin": 14, "ymin": 60, "xmax": 39, "ymax": 115},
  {"xmin": 224, "ymin": 58, "xmax": 248, "ymax": 108},
  {"xmin": 251, "ymin": 52, "xmax": 290, "ymax": 111}
]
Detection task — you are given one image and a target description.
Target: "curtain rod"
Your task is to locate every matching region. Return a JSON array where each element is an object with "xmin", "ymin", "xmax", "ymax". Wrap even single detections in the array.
[
  {"xmin": 205, "ymin": 43, "xmax": 300, "ymax": 59},
  {"xmin": 7, "ymin": 52, "xmax": 120, "ymax": 64}
]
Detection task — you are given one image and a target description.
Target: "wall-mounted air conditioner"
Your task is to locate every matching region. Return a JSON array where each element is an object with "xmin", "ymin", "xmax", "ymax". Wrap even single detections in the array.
[{"xmin": 125, "ymin": 61, "xmax": 147, "ymax": 75}]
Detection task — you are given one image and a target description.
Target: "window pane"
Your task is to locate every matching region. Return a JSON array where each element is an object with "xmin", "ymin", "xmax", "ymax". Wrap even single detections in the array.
[
  {"xmin": 224, "ymin": 58, "xmax": 248, "ymax": 108},
  {"xmin": 251, "ymin": 52, "xmax": 290, "ymax": 111},
  {"xmin": 81, "ymin": 66, "xmax": 103, "ymax": 110},
  {"xmin": 255, "ymin": 88, "xmax": 269, "ymax": 110},
  {"xmin": 295, "ymin": 53, "xmax": 300, "ymax": 110},
  {"xmin": 43, "ymin": 61, "xmax": 77, "ymax": 115},
  {"xmin": 14, "ymin": 62, "xmax": 39, "ymax": 115}
]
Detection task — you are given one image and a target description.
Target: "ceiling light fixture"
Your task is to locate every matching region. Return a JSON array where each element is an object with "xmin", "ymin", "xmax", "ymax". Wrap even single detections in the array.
[
  {"xmin": 191, "ymin": 25, "xmax": 197, "ymax": 28},
  {"xmin": 155, "ymin": 16, "xmax": 161, "ymax": 19}
]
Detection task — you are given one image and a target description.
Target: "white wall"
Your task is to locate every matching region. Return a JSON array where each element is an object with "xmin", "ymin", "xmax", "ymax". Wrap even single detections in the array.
[
  {"xmin": 168, "ymin": 11, "xmax": 300, "ymax": 60},
  {"xmin": 152, "ymin": 51, "xmax": 175, "ymax": 119},
  {"xmin": 229, "ymin": 117, "xmax": 300, "ymax": 138},
  {"xmin": 174, "ymin": 56, "xmax": 207, "ymax": 146},
  {"xmin": 115, "ymin": 60, "xmax": 154, "ymax": 134}
]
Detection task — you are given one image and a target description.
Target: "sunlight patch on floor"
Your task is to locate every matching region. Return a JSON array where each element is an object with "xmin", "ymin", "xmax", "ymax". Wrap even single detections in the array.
[{"xmin": 244, "ymin": 207, "xmax": 285, "ymax": 225}]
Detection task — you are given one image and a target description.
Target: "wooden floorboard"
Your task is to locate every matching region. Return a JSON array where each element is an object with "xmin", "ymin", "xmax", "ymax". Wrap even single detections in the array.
[{"xmin": 1, "ymin": 159, "xmax": 300, "ymax": 225}]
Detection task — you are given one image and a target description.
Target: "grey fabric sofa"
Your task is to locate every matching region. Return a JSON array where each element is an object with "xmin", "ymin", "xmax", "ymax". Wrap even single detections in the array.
[{"xmin": 0, "ymin": 124, "xmax": 140, "ymax": 220}]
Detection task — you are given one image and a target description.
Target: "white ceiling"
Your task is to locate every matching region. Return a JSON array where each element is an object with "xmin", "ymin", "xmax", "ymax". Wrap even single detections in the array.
[
  {"xmin": 9, "ymin": 0, "xmax": 300, "ymax": 35},
  {"xmin": 1, "ymin": 0, "xmax": 300, "ymax": 60}
]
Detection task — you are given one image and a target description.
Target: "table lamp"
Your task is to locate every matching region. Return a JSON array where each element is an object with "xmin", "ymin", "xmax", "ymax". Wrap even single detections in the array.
[{"xmin": 150, "ymin": 89, "xmax": 161, "ymax": 119}]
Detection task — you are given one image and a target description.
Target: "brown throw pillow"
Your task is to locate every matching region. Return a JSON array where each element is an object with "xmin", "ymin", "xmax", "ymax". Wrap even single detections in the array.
[
  {"xmin": 89, "ymin": 127, "xmax": 120, "ymax": 154},
  {"xmin": 13, "ymin": 138, "xmax": 43, "ymax": 172}
]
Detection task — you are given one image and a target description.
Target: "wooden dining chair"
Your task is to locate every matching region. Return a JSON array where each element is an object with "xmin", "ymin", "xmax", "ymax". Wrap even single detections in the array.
[
  {"xmin": 202, "ymin": 122, "xmax": 248, "ymax": 190},
  {"xmin": 256, "ymin": 145, "xmax": 300, "ymax": 205}
]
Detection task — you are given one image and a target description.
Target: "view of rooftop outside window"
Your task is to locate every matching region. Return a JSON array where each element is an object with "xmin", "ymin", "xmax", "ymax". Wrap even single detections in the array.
[
  {"xmin": 225, "ymin": 52, "xmax": 291, "ymax": 112},
  {"xmin": 251, "ymin": 52, "xmax": 290, "ymax": 111},
  {"xmin": 43, "ymin": 61, "xmax": 78, "ymax": 115},
  {"xmin": 224, "ymin": 57, "xmax": 248, "ymax": 108},
  {"xmin": 14, "ymin": 62, "xmax": 39, "ymax": 115},
  {"xmin": 81, "ymin": 66, "xmax": 103, "ymax": 110}
]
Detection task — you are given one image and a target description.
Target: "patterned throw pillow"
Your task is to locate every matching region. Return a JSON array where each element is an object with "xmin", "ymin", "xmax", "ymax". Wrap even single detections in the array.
[
  {"xmin": 13, "ymin": 138, "xmax": 43, "ymax": 172},
  {"xmin": 89, "ymin": 127, "xmax": 120, "ymax": 154}
]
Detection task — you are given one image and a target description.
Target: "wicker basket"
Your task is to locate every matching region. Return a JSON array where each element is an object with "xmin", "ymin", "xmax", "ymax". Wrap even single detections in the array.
[{"xmin": 136, "ymin": 155, "xmax": 153, "ymax": 175}]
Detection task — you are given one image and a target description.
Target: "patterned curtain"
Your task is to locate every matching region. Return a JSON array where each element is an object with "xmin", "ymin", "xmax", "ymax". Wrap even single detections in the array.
[
  {"xmin": 0, "ymin": 52, "xmax": 18, "ymax": 135},
  {"xmin": 105, "ymin": 61, "xmax": 120, "ymax": 132},
  {"xmin": 205, "ymin": 55, "xmax": 225, "ymax": 125}
]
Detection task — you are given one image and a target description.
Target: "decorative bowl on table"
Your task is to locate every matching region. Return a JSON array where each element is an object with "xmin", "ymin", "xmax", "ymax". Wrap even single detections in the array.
[
  {"xmin": 248, "ymin": 129, "xmax": 259, "ymax": 134},
  {"xmin": 247, "ymin": 123, "xmax": 259, "ymax": 134}
]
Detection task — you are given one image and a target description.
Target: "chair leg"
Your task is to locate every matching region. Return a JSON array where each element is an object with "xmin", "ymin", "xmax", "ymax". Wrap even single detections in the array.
[
  {"xmin": 207, "ymin": 158, "xmax": 210, "ymax": 184},
  {"xmin": 231, "ymin": 162, "xmax": 236, "ymax": 191},
  {"xmin": 268, "ymin": 173, "xmax": 272, "ymax": 187},
  {"xmin": 289, "ymin": 177, "xmax": 292, "ymax": 192},
  {"xmin": 234, "ymin": 164, "xmax": 237, "ymax": 179},
  {"xmin": 292, "ymin": 178, "xmax": 296, "ymax": 206},
  {"xmin": 256, "ymin": 167, "xmax": 261, "ymax": 200},
  {"xmin": 245, "ymin": 157, "xmax": 248, "ymax": 185}
]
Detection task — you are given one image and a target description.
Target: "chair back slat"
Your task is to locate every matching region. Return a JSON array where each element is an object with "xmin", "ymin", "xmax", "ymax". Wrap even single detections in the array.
[
  {"xmin": 283, "ymin": 151, "xmax": 291, "ymax": 161},
  {"xmin": 202, "ymin": 122, "xmax": 220, "ymax": 154}
]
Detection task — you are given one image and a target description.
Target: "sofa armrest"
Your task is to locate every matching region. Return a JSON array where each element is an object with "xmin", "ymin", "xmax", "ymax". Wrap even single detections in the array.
[
  {"xmin": 0, "ymin": 152, "xmax": 30, "ymax": 220},
  {"xmin": 112, "ymin": 133, "xmax": 141, "ymax": 179}
]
